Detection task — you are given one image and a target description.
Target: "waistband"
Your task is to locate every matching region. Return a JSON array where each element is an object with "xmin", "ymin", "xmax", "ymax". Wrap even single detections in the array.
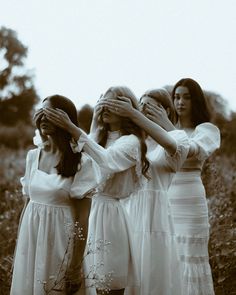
[
  {"xmin": 93, "ymin": 193, "xmax": 119, "ymax": 202},
  {"xmin": 29, "ymin": 199, "xmax": 73, "ymax": 208}
]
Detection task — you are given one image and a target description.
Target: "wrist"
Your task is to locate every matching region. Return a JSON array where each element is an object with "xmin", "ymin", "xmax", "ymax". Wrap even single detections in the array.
[{"xmin": 70, "ymin": 124, "xmax": 82, "ymax": 141}]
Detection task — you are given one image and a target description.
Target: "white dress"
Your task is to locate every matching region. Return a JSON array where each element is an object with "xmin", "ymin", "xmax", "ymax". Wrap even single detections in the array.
[
  {"xmin": 123, "ymin": 130, "xmax": 189, "ymax": 295},
  {"xmin": 76, "ymin": 131, "xmax": 142, "ymax": 293},
  {"xmin": 10, "ymin": 147, "xmax": 99, "ymax": 295},
  {"xmin": 168, "ymin": 123, "xmax": 221, "ymax": 295}
]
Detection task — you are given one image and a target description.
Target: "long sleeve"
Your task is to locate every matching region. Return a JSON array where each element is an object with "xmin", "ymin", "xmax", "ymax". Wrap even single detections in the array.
[
  {"xmin": 164, "ymin": 130, "xmax": 189, "ymax": 172},
  {"xmin": 75, "ymin": 131, "xmax": 141, "ymax": 174},
  {"xmin": 70, "ymin": 153, "xmax": 101, "ymax": 199}
]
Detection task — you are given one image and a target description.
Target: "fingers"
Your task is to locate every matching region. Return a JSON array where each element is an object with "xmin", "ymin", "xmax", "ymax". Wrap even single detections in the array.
[
  {"xmin": 117, "ymin": 96, "xmax": 132, "ymax": 105},
  {"xmin": 33, "ymin": 108, "xmax": 44, "ymax": 121}
]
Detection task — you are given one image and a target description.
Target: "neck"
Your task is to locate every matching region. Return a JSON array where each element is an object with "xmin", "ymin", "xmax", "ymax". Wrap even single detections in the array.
[
  {"xmin": 109, "ymin": 123, "xmax": 121, "ymax": 131},
  {"xmin": 177, "ymin": 117, "xmax": 194, "ymax": 129}
]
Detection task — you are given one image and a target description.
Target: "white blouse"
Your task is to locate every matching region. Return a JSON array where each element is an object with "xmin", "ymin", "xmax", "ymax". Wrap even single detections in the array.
[{"xmin": 75, "ymin": 131, "xmax": 143, "ymax": 199}]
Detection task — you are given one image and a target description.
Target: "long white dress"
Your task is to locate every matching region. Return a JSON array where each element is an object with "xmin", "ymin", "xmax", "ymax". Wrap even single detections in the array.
[
  {"xmin": 123, "ymin": 130, "xmax": 189, "ymax": 295},
  {"xmin": 75, "ymin": 131, "xmax": 142, "ymax": 293},
  {"xmin": 10, "ymin": 147, "xmax": 99, "ymax": 295},
  {"xmin": 168, "ymin": 123, "xmax": 221, "ymax": 295}
]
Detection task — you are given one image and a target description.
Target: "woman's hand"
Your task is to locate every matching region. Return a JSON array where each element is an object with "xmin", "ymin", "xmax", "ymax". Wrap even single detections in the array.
[
  {"xmin": 144, "ymin": 102, "xmax": 175, "ymax": 131},
  {"xmin": 43, "ymin": 108, "xmax": 82, "ymax": 140},
  {"xmin": 103, "ymin": 96, "xmax": 136, "ymax": 118},
  {"xmin": 90, "ymin": 100, "xmax": 105, "ymax": 135},
  {"xmin": 33, "ymin": 108, "xmax": 44, "ymax": 124},
  {"xmin": 43, "ymin": 107, "xmax": 75, "ymax": 130}
]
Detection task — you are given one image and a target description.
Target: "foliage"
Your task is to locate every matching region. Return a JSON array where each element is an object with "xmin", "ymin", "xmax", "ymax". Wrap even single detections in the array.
[
  {"xmin": 0, "ymin": 26, "xmax": 39, "ymax": 125},
  {"xmin": 0, "ymin": 122, "xmax": 34, "ymax": 149}
]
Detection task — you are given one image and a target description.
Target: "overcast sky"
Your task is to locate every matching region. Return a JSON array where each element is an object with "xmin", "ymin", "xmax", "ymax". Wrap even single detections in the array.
[{"xmin": 1, "ymin": 0, "xmax": 236, "ymax": 111}]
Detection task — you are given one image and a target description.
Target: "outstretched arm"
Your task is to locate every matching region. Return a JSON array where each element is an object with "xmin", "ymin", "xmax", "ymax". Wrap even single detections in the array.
[
  {"xmin": 104, "ymin": 98, "xmax": 177, "ymax": 155},
  {"xmin": 43, "ymin": 107, "xmax": 138, "ymax": 173},
  {"xmin": 144, "ymin": 102, "xmax": 176, "ymax": 132}
]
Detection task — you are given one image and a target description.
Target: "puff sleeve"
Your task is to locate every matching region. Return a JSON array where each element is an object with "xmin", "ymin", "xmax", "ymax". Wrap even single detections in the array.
[
  {"xmin": 70, "ymin": 153, "xmax": 101, "ymax": 199},
  {"xmin": 20, "ymin": 149, "xmax": 35, "ymax": 196},
  {"xmin": 190, "ymin": 123, "xmax": 221, "ymax": 161},
  {"xmin": 74, "ymin": 131, "xmax": 140, "ymax": 174},
  {"xmin": 164, "ymin": 130, "xmax": 189, "ymax": 172}
]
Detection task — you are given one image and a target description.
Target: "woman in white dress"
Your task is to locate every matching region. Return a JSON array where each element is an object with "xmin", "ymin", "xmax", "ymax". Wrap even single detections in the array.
[
  {"xmin": 11, "ymin": 95, "xmax": 99, "ymax": 295},
  {"xmin": 92, "ymin": 88, "xmax": 190, "ymax": 295},
  {"xmin": 144, "ymin": 79, "xmax": 221, "ymax": 295},
  {"xmin": 44, "ymin": 86, "xmax": 150, "ymax": 295}
]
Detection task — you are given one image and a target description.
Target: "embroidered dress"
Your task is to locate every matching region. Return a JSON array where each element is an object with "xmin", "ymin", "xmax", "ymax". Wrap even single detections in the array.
[
  {"xmin": 123, "ymin": 130, "xmax": 189, "ymax": 295},
  {"xmin": 10, "ymin": 148, "xmax": 98, "ymax": 295},
  {"xmin": 168, "ymin": 123, "xmax": 220, "ymax": 295},
  {"xmin": 76, "ymin": 131, "xmax": 141, "ymax": 293}
]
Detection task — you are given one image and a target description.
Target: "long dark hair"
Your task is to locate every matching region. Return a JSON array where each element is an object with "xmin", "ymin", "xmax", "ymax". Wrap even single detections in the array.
[
  {"xmin": 172, "ymin": 78, "xmax": 210, "ymax": 127},
  {"xmin": 36, "ymin": 94, "xmax": 82, "ymax": 177},
  {"xmin": 98, "ymin": 86, "xmax": 149, "ymax": 178},
  {"xmin": 141, "ymin": 88, "xmax": 176, "ymax": 123}
]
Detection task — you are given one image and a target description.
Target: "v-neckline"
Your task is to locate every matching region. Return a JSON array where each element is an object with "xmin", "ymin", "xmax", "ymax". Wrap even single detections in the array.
[{"xmin": 37, "ymin": 148, "xmax": 58, "ymax": 176}]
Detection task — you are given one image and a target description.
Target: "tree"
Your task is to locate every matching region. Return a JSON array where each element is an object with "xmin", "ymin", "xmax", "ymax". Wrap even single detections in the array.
[{"xmin": 0, "ymin": 27, "xmax": 39, "ymax": 125}]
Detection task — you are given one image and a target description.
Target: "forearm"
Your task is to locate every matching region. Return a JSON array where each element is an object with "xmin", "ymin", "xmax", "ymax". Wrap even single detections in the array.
[
  {"xmin": 68, "ymin": 123, "xmax": 83, "ymax": 141},
  {"xmin": 130, "ymin": 109, "xmax": 177, "ymax": 154},
  {"xmin": 161, "ymin": 120, "xmax": 176, "ymax": 132}
]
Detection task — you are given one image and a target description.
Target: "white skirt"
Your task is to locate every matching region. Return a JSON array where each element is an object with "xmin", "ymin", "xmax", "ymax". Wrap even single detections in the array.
[
  {"xmin": 123, "ymin": 189, "xmax": 183, "ymax": 295},
  {"xmin": 85, "ymin": 194, "xmax": 139, "ymax": 293},
  {"xmin": 10, "ymin": 200, "xmax": 74, "ymax": 295},
  {"xmin": 168, "ymin": 171, "xmax": 215, "ymax": 295}
]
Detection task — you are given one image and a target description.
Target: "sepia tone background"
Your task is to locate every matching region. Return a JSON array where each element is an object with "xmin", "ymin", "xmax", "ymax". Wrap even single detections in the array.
[{"xmin": 0, "ymin": 1, "xmax": 236, "ymax": 294}]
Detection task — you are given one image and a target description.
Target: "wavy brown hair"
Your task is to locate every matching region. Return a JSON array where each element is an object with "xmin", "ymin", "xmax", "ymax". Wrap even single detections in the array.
[
  {"xmin": 35, "ymin": 95, "xmax": 82, "ymax": 177},
  {"xmin": 98, "ymin": 86, "xmax": 149, "ymax": 178}
]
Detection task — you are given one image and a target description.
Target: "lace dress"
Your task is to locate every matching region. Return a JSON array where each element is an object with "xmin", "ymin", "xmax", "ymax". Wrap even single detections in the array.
[
  {"xmin": 10, "ymin": 148, "xmax": 99, "ymax": 295},
  {"xmin": 75, "ymin": 131, "xmax": 142, "ymax": 293},
  {"xmin": 168, "ymin": 123, "xmax": 221, "ymax": 295},
  {"xmin": 123, "ymin": 130, "xmax": 189, "ymax": 295}
]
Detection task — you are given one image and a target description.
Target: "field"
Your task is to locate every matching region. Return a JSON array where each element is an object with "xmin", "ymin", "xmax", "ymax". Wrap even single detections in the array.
[{"xmin": 0, "ymin": 146, "xmax": 235, "ymax": 295}]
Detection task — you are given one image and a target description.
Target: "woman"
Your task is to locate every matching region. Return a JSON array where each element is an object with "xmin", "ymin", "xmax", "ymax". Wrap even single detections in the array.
[
  {"xmin": 11, "ymin": 95, "xmax": 99, "ymax": 295},
  {"xmin": 143, "ymin": 79, "xmax": 221, "ymax": 294},
  {"xmin": 44, "ymin": 86, "xmax": 149, "ymax": 295},
  {"xmin": 97, "ymin": 88, "xmax": 189, "ymax": 295}
]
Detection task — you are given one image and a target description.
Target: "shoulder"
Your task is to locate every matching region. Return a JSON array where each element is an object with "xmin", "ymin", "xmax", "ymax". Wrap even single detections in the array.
[
  {"xmin": 194, "ymin": 122, "xmax": 220, "ymax": 135},
  {"xmin": 193, "ymin": 123, "xmax": 221, "ymax": 142}
]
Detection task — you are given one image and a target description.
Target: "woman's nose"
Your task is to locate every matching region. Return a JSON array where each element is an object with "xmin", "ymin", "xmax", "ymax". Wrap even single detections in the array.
[{"xmin": 178, "ymin": 97, "xmax": 184, "ymax": 105}]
